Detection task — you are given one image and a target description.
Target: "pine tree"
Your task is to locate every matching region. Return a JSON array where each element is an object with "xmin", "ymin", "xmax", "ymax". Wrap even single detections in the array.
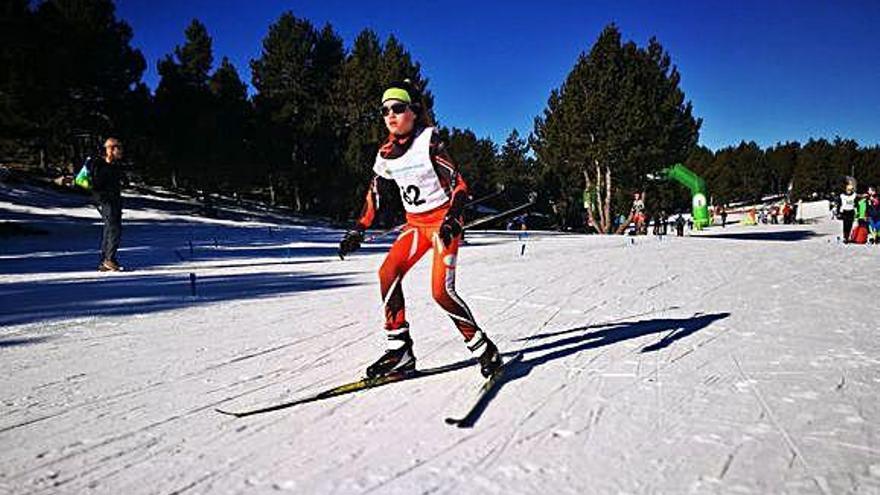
[
  {"xmin": 0, "ymin": 0, "xmax": 40, "ymax": 158},
  {"xmin": 251, "ymin": 12, "xmax": 342, "ymax": 211},
  {"xmin": 792, "ymin": 138, "xmax": 833, "ymax": 199},
  {"xmin": 704, "ymin": 141, "xmax": 766, "ymax": 204},
  {"xmin": 208, "ymin": 57, "xmax": 251, "ymax": 192},
  {"xmin": 441, "ymin": 127, "xmax": 497, "ymax": 202},
  {"xmin": 4, "ymin": 0, "xmax": 145, "ymax": 167},
  {"xmin": 495, "ymin": 129, "xmax": 534, "ymax": 207},
  {"xmin": 305, "ymin": 24, "xmax": 345, "ymax": 214},
  {"xmin": 532, "ymin": 24, "xmax": 700, "ymax": 232},
  {"xmin": 154, "ymin": 19, "xmax": 215, "ymax": 189},
  {"xmin": 765, "ymin": 142, "xmax": 799, "ymax": 196}
]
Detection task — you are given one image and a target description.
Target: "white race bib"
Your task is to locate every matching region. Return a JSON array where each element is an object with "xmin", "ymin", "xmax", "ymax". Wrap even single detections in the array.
[{"xmin": 373, "ymin": 127, "xmax": 450, "ymax": 213}]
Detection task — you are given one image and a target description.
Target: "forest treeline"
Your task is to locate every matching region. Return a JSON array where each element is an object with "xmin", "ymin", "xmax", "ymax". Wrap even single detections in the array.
[{"xmin": 2, "ymin": 1, "xmax": 876, "ymax": 228}]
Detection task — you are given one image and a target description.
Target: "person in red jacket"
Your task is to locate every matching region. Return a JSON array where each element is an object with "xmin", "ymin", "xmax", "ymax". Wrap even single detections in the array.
[{"xmin": 338, "ymin": 81, "xmax": 502, "ymax": 379}]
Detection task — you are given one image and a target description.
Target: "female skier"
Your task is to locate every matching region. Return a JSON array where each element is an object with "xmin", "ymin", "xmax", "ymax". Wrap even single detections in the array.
[{"xmin": 338, "ymin": 81, "xmax": 502, "ymax": 379}]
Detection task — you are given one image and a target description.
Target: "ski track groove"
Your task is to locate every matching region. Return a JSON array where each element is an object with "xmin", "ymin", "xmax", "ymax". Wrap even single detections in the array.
[
  {"xmin": 7, "ymin": 350, "xmax": 359, "ymax": 485},
  {"xmin": 731, "ymin": 354, "xmax": 831, "ymax": 495},
  {"xmin": 359, "ymin": 426, "xmax": 493, "ymax": 494}
]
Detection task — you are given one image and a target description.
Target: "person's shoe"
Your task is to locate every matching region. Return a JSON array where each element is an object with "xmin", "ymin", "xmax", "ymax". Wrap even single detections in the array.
[
  {"xmin": 466, "ymin": 330, "xmax": 503, "ymax": 378},
  {"xmin": 98, "ymin": 259, "xmax": 124, "ymax": 272},
  {"xmin": 365, "ymin": 328, "xmax": 416, "ymax": 378}
]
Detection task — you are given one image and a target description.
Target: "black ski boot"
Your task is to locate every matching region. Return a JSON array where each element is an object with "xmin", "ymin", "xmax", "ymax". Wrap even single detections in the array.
[
  {"xmin": 365, "ymin": 328, "xmax": 416, "ymax": 378},
  {"xmin": 466, "ymin": 330, "xmax": 502, "ymax": 378}
]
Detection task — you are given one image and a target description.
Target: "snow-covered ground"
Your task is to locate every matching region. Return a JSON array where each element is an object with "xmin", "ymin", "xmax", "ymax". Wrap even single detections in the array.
[{"xmin": 1, "ymin": 183, "xmax": 879, "ymax": 494}]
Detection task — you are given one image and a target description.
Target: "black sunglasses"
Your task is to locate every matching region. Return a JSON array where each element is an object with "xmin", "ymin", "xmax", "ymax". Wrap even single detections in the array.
[{"xmin": 381, "ymin": 102, "xmax": 409, "ymax": 116}]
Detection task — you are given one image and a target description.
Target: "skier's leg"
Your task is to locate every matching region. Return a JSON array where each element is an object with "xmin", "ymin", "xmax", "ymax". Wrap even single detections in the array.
[
  {"xmin": 378, "ymin": 226, "xmax": 432, "ymax": 330},
  {"xmin": 367, "ymin": 227, "xmax": 432, "ymax": 377},
  {"xmin": 843, "ymin": 211, "xmax": 854, "ymax": 241},
  {"xmin": 429, "ymin": 232, "xmax": 479, "ymax": 339},
  {"xmin": 106, "ymin": 197, "xmax": 122, "ymax": 262},
  {"xmin": 430, "ymin": 229, "xmax": 502, "ymax": 377},
  {"xmin": 98, "ymin": 199, "xmax": 113, "ymax": 263}
]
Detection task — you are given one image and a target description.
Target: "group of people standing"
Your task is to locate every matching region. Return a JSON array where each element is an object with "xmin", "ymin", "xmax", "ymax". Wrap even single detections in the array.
[{"xmin": 838, "ymin": 181, "xmax": 880, "ymax": 244}]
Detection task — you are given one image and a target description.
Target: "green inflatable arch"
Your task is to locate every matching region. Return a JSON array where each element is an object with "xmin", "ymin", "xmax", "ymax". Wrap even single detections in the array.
[{"xmin": 663, "ymin": 163, "xmax": 710, "ymax": 230}]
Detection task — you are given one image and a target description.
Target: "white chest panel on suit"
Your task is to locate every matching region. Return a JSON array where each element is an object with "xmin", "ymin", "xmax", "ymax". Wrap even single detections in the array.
[{"xmin": 373, "ymin": 127, "xmax": 450, "ymax": 214}]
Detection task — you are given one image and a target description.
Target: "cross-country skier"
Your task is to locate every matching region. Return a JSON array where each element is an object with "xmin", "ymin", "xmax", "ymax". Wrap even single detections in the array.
[{"xmin": 338, "ymin": 80, "xmax": 502, "ymax": 379}]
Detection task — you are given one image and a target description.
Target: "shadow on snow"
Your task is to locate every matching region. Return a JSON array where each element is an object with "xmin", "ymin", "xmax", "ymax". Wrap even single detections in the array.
[{"xmin": 0, "ymin": 271, "xmax": 362, "ymax": 327}]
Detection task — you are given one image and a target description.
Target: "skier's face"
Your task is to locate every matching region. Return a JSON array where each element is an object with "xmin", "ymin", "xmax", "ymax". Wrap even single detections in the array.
[{"xmin": 382, "ymin": 100, "xmax": 416, "ymax": 136}]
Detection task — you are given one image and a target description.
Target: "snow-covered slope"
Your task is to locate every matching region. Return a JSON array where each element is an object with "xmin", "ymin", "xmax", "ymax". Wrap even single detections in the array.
[{"xmin": 1, "ymin": 184, "xmax": 878, "ymax": 494}]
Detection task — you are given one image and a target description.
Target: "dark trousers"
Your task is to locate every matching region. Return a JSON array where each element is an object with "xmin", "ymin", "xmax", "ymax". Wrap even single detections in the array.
[
  {"xmin": 97, "ymin": 197, "xmax": 122, "ymax": 262},
  {"xmin": 841, "ymin": 210, "xmax": 855, "ymax": 241}
]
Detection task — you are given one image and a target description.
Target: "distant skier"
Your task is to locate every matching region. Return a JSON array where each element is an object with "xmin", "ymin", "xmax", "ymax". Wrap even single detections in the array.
[
  {"xmin": 839, "ymin": 181, "xmax": 857, "ymax": 242},
  {"xmin": 82, "ymin": 137, "xmax": 125, "ymax": 271},
  {"xmin": 338, "ymin": 80, "xmax": 502, "ymax": 379}
]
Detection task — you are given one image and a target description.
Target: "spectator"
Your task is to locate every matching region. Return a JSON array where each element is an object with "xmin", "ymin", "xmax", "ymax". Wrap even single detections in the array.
[
  {"xmin": 86, "ymin": 137, "xmax": 125, "ymax": 271},
  {"xmin": 782, "ymin": 202, "xmax": 793, "ymax": 224},
  {"xmin": 867, "ymin": 187, "xmax": 880, "ymax": 244},
  {"xmin": 675, "ymin": 214, "xmax": 686, "ymax": 236},
  {"xmin": 770, "ymin": 204, "xmax": 780, "ymax": 224},
  {"xmin": 631, "ymin": 192, "xmax": 646, "ymax": 235},
  {"xmin": 839, "ymin": 182, "xmax": 857, "ymax": 242}
]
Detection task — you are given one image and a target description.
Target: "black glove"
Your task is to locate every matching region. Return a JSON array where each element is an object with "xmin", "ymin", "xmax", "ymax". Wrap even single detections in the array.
[
  {"xmin": 338, "ymin": 229, "xmax": 364, "ymax": 259},
  {"xmin": 439, "ymin": 216, "xmax": 463, "ymax": 247}
]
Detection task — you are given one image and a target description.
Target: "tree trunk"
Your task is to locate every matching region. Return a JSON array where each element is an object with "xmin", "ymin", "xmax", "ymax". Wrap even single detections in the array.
[
  {"xmin": 582, "ymin": 169, "xmax": 600, "ymax": 232},
  {"xmin": 604, "ymin": 165, "xmax": 612, "ymax": 233},
  {"xmin": 595, "ymin": 160, "xmax": 605, "ymax": 231},
  {"xmin": 293, "ymin": 183, "xmax": 302, "ymax": 212},
  {"xmin": 268, "ymin": 174, "xmax": 276, "ymax": 206}
]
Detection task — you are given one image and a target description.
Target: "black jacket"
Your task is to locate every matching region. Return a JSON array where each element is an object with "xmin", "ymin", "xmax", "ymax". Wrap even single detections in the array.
[{"xmin": 85, "ymin": 157, "xmax": 122, "ymax": 201}]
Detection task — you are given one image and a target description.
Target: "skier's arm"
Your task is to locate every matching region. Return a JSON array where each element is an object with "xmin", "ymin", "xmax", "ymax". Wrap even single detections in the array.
[
  {"xmin": 340, "ymin": 176, "xmax": 384, "ymax": 259},
  {"xmin": 431, "ymin": 133, "xmax": 471, "ymax": 246},
  {"xmin": 430, "ymin": 133, "xmax": 469, "ymax": 219},
  {"xmin": 354, "ymin": 176, "xmax": 382, "ymax": 231}
]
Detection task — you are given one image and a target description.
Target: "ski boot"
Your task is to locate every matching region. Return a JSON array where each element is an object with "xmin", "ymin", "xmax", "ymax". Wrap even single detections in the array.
[
  {"xmin": 365, "ymin": 327, "xmax": 416, "ymax": 378},
  {"xmin": 466, "ymin": 330, "xmax": 502, "ymax": 378}
]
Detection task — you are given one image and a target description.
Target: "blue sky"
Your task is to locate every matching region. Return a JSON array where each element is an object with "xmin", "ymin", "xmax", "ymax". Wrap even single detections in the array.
[{"xmin": 117, "ymin": 0, "xmax": 880, "ymax": 150}]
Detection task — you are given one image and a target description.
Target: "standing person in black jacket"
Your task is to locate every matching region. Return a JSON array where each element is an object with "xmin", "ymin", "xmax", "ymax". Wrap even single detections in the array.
[{"xmin": 87, "ymin": 137, "xmax": 125, "ymax": 271}]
